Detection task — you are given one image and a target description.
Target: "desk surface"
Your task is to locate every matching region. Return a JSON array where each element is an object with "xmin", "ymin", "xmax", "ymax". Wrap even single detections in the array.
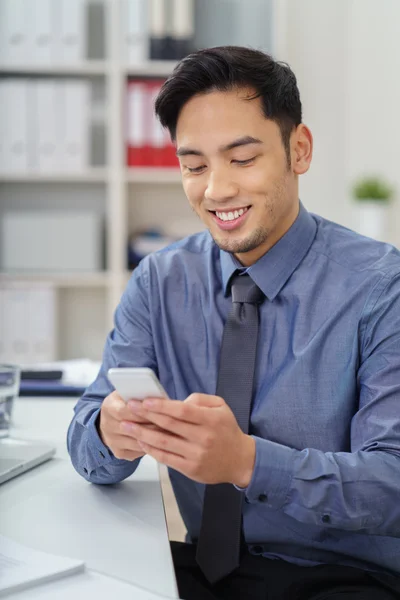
[{"xmin": 0, "ymin": 397, "xmax": 179, "ymax": 599}]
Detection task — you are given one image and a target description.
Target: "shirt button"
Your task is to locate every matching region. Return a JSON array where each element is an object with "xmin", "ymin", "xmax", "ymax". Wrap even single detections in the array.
[
  {"xmin": 83, "ymin": 467, "xmax": 88, "ymax": 474},
  {"xmin": 252, "ymin": 545, "xmax": 264, "ymax": 554},
  {"xmin": 321, "ymin": 514, "xmax": 331, "ymax": 524},
  {"xmin": 99, "ymin": 451, "xmax": 105, "ymax": 459},
  {"xmin": 244, "ymin": 496, "xmax": 250, "ymax": 504},
  {"xmin": 258, "ymin": 493, "xmax": 268, "ymax": 503}
]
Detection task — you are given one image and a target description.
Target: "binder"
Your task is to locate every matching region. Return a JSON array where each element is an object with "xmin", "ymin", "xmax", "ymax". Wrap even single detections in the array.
[
  {"xmin": 149, "ymin": 0, "xmax": 167, "ymax": 60},
  {"xmin": 0, "ymin": 0, "xmax": 29, "ymax": 65},
  {"xmin": 1, "ymin": 80, "xmax": 29, "ymax": 173},
  {"xmin": 170, "ymin": 0, "xmax": 194, "ymax": 59},
  {"xmin": 122, "ymin": 0, "xmax": 149, "ymax": 65},
  {"xmin": 0, "ymin": 81, "xmax": 7, "ymax": 173},
  {"xmin": 33, "ymin": 80, "xmax": 60, "ymax": 172},
  {"xmin": 126, "ymin": 79, "xmax": 150, "ymax": 166},
  {"xmin": 31, "ymin": 0, "xmax": 54, "ymax": 65},
  {"xmin": 28, "ymin": 285, "xmax": 57, "ymax": 364},
  {"xmin": 61, "ymin": 80, "xmax": 90, "ymax": 171},
  {"xmin": 2, "ymin": 285, "xmax": 31, "ymax": 366},
  {"xmin": 1, "ymin": 283, "xmax": 57, "ymax": 366},
  {"xmin": 54, "ymin": 0, "xmax": 86, "ymax": 64}
]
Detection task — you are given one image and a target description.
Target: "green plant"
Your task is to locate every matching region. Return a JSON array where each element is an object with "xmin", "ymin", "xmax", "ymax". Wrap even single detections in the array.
[{"xmin": 352, "ymin": 176, "xmax": 393, "ymax": 202}]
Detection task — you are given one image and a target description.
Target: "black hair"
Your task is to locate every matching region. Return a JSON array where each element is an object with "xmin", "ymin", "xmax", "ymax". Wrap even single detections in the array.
[{"xmin": 155, "ymin": 46, "xmax": 302, "ymax": 166}]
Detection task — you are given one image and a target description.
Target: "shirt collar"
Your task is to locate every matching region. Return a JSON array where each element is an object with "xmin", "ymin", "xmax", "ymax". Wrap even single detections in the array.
[{"xmin": 219, "ymin": 201, "xmax": 317, "ymax": 300}]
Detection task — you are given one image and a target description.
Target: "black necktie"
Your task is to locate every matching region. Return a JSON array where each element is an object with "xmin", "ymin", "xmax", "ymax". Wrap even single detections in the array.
[{"xmin": 196, "ymin": 273, "xmax": 265, "ymax": 584}]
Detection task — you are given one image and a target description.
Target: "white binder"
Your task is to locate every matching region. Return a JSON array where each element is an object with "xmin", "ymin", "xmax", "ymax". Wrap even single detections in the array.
[
  {"xmin": 61, "ymin": 80, "xmax": 90, "ymax": 171},
  {"xmin": 34, "ymin": 80, "xmax": 61, "ymax": 172},
  {"xmin": 0, "ymin": 81, "xmax": 7, "ymax": 173},
  {"xmin": 1, "ymin": 80, "xmax": 29, "ymax": 173},
  {"xmin": 30, "ymin": 0, "xmax": 54, "ymax": 65},
  {"xmin": 0, "ymin": 0, "xmax": 29, "ymax": 65},
  {"xmin": 122, "ymin": 0, "xmax": 149, "ymax": 65},
  {"xmin": 1, "ymin": 283, "xmax": 57, "ymax": 367},
  {"xmin": 55, "ymin": 0, "xmax": 86, "ymax": 64},
  {"xmin": 28, "ymin": 285, "xmax": 57, "ymax": 364},
  {"xmin": 171, "ymin": 0, "xmax": 194, "ymax": 42},
  {"xmin": 2, "ymin": 285, "xmax": 31, "ymax": 366}
]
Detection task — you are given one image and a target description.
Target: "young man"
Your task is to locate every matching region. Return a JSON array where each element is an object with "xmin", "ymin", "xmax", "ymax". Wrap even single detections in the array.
[{"xmin": 68, "ymin": 47, "xmax": 400, "ymax": 599}]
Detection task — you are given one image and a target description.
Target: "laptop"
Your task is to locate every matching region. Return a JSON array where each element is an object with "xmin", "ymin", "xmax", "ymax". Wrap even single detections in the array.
[{"xmin": 0, "ymin": 437, "xmax": 56, "ymax": 485}]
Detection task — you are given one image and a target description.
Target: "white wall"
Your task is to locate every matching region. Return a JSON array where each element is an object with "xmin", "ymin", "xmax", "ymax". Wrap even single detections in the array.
[{"xmin": 279, "ymin": 0, "xmax": 400, "ymax": 245}]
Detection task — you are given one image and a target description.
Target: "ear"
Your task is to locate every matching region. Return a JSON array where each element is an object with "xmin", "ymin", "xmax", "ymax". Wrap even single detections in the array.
[{"xmin": 291, "ymin": 124, "xmax": 313, "ymax": 175}]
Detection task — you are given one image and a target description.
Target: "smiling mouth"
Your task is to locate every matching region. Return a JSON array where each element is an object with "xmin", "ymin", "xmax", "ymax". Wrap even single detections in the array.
[{"xmin": 208, "ymin": 206, "xmax": 251, "ymax": 222}]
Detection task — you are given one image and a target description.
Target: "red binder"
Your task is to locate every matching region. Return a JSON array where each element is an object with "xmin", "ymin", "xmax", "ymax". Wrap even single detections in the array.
[{"xmin": 126, "ymin": 78, "xmax": 180, "ymax": 168}]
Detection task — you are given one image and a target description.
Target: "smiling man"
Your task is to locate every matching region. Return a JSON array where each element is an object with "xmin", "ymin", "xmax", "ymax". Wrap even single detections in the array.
[{"xmin": 68, "ymin": 47, "xmax": 400, "ymax": 600}]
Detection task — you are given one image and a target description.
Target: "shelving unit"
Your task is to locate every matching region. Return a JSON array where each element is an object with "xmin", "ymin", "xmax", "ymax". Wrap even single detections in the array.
[
  {"xmin": 0, "ymin": 0, "xmax": 278, "ymax": 361},
  {"xmin": 0, "ymin": 61, "xmax": 109, "ymax": 76},
  {"xmin": 0, "ymin": 168, "xmax": 108, "ymax": 183},
  {"xmin": 0, "ymin": 0, "xmax": 193, "ymax": 360}
]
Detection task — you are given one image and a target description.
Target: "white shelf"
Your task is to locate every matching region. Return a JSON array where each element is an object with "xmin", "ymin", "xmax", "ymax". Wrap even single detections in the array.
[
  {"xmin": 125, "ymin": 61, "xmax": 178, "ymax": 77},
  {"xmin": 0, "ymin": 272, "xmax": 111, "ymax": 288},
  {"xmin": 0, "ymin": 169, "xmax": 108, "ymax": 183},
  {"xmin": 0, "ymin": 62, "xmax": 108, "ymax": 76},
  {"xmin": 126, "ymin": 168, "xmax": 181, "ymax": 184}
]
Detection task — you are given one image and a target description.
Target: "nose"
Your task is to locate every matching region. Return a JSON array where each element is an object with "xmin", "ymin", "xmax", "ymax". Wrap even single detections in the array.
[{"xmin": 204, "ymin": 168, "xmax": 239, "ymax": 203}]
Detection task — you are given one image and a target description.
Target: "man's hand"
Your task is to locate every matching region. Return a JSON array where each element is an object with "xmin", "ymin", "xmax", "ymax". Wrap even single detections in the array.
[
  {"xmin": 120, "ymin": 394, "xmax": 256, "ymax": 487},
  {"xmin": 98, "ymin": 391, "xmax": 161, "ymax": 461}
]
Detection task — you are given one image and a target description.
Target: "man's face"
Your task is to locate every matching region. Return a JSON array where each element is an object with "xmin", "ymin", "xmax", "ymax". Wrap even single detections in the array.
[{"xmin": 175, "ymin": 87, "xmax": 312, "ymax": 265}]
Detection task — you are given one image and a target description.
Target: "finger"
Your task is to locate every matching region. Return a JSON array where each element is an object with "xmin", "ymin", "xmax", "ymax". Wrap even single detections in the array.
[
  {"xmin": 124, "ymin": 423, "xmax": 194, "ymax": 459},
  {"xmin": 140, "ymin": 397, "xmax": 208, "ymax": 424},
  {"xmin": 138, "ymin": 441, "xmax": 189, "ymax": 471},
  {"xmin": 131, "ymin": 409, "xmax": 199, "ymax": 441},
  {"xmin": 107, "ymin": 401, "xmax": 152, "ymax": 424},
  {"xmin": 119, "ymin": 421, "xmax": 162, "ymax": 437},
  {"xmin": 126, "ymin": 400, "xmax": 156, "ymax": 423}
]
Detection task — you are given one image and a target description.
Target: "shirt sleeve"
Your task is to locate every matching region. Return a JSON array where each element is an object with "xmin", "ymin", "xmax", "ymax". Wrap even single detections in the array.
[
  {"xmin": 67, "ymin": 257, "xmax": 157, "ymax": 485},
  {"xmin": 243, "ymin": 270, "xmax": 400, "ymax": 537}
]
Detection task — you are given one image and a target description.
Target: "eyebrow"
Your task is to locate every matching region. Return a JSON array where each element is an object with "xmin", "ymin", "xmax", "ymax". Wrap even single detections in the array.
[{"xmin": 176, "ymin": 135, "xmax": 263, "ymax": 157}]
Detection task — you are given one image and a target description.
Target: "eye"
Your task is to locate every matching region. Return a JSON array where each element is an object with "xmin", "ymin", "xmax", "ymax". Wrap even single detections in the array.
[
  {"xmin": 186, "ymin": 165, "xmax": 206, "ymax": 173},
  {"xmin": 233, "ymin": 157, "xmax": 256, "ymax": 166}
]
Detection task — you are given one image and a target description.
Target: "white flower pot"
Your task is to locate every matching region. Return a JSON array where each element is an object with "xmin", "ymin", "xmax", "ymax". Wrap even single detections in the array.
[{"xmin": 354, "ymin": 201, "xmax": 389, "ymax": 241}]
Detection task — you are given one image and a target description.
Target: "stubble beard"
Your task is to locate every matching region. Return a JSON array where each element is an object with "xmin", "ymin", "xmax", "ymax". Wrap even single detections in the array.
[{"xmin": 210, "ymin": 176, "xmax": 288, "ymax": 255}]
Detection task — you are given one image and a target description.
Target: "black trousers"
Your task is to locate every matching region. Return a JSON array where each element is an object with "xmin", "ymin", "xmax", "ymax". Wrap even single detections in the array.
[{"xmin": 171, "ymin": 542, "xmax": 400, "ymax": 600}]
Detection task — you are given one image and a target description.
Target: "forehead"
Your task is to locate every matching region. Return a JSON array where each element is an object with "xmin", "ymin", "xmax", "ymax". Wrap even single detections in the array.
[{"xmin": 176, "ymin": 87, "xmax": 279, "ymax": 144}]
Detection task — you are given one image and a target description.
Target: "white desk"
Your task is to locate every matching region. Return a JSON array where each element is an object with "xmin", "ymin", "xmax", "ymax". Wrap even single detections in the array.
[{"xmin": 0, "ymin": 397, "xmax": 179, "ymax": 599}]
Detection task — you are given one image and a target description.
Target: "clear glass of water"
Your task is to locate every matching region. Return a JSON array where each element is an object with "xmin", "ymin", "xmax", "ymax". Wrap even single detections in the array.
[{"xmin": 0, "ymin": 364, "xmax": 21, "ymax": 438}]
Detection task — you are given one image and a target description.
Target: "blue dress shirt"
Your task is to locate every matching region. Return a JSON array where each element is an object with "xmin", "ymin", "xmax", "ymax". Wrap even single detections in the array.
[{"xmin": 67, "ymin": 202, "xmax": 400, "ymax": 578}]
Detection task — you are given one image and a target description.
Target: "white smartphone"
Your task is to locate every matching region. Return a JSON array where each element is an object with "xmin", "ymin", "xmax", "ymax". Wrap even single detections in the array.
[{"xmin": 107, "ymin": 367, "xmax": 169, "ymax": 402}]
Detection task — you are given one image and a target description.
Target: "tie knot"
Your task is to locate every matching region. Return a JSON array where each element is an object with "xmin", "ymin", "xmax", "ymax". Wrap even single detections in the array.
[{"xmin": 230, "ymin": 273, "xmax": 264, "ymax": 304}]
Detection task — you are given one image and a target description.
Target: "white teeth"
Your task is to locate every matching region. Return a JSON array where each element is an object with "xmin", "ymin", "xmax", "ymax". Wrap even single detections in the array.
[{"xmin": 215, "ymin": 207, "xmax": 248, "ymax": 221}]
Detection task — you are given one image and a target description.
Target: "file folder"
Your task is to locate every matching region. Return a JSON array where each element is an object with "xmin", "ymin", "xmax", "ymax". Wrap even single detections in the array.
[
  {"xmin": 122, "ymin": 0, "xmax": 149, "ymax": 65},
  {"xmin": 0, "ymin": 0, "xmax": 29, "ymax": 65},
  {"xmin": 31, "ymin": 0, "xmax": 54, "ymax": 65}
]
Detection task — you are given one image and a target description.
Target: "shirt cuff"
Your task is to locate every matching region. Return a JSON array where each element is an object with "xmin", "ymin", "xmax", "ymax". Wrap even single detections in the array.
[
  {"xmin": 86, "ymin": 407, "xmax": 128, "ymax": 470},
  {"xmin": 242, "ymin": 436, "xmax": 296, "ymax": 510}
]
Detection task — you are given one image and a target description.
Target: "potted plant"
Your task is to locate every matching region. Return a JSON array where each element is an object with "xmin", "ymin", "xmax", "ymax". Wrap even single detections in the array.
[{"xmin": 352, "ymin": 176, "xmax": 394, "ymax": 240}]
